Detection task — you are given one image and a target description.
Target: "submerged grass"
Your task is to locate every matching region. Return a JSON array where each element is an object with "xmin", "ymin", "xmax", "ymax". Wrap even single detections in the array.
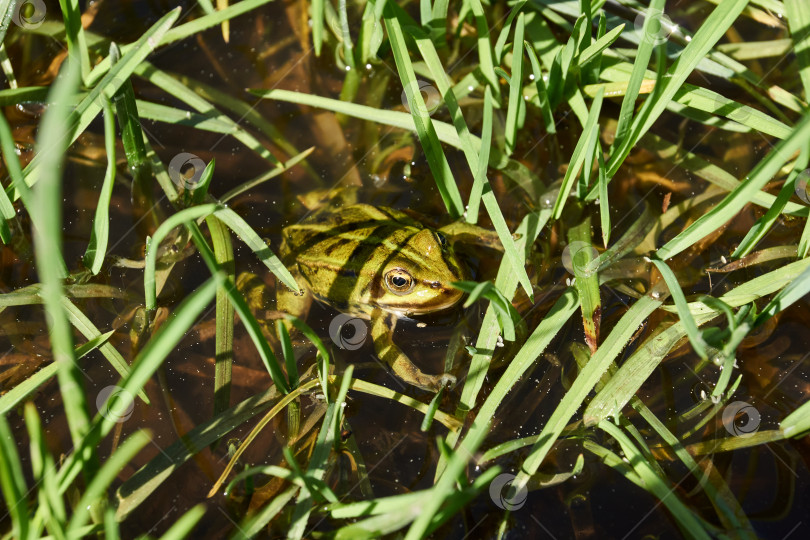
[{"xmin": 2, "ymin": 0, "xmax": 810, "ymax": 538}]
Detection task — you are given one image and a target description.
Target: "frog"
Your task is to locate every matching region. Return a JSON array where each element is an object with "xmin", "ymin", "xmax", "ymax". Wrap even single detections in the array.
[{"xmin": 252, "ymin": 193, "xmax": 502, "ymax": 393}]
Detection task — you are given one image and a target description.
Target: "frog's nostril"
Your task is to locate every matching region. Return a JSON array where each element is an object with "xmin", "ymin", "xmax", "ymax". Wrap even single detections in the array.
[{"xmin": 430, "ymin": 281, "xmax": 441, "ymax": 289}]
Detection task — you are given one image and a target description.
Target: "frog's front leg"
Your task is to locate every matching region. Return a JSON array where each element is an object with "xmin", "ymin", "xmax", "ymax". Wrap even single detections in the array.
[
  {"xmin": 276, "ymin": 268, "xmax": 312, "ymax": 323},
  {"xmin": 439, "ymin": 221, "xmax": 504, "ymax": 251},
  {"xmin": 370, "ymin": 309, "xmax": 456, "ymax": 392}
]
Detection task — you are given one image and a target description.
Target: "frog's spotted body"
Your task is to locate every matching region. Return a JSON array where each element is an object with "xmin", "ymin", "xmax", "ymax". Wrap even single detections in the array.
[{"xmin": 278, "ymin": 204, "xmax": 466, "ymax": 392}]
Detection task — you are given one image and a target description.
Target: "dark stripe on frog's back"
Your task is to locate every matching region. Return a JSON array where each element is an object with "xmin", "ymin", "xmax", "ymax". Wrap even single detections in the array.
[{"xmin": 297, "ymin": 222, "xmax": 418, "ymax": 307}]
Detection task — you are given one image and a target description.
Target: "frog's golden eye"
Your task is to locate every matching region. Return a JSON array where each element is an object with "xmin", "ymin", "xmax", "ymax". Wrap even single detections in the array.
[
  {"xmin": 384, "ymin": 268, "xmax": 415, "ymax": 295},
  {"xmin": 436, "ymin": 232, "xmax": 449, "ymax": 248}
]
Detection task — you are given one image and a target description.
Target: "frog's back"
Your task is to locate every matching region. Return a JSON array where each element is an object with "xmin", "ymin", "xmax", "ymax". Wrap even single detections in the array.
[{"xmin": 282, "ymin": 204, "xmax": 425, "ymax": 312}]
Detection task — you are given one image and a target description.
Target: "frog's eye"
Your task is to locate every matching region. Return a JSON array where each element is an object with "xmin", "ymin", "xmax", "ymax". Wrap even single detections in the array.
[
  {"xmin": 384, "ymin": 268, "xmax": 415, "ymax": 295},
  {"xmin": 436, "ymin": 232, "xmax": 449, "ymax": 248}
]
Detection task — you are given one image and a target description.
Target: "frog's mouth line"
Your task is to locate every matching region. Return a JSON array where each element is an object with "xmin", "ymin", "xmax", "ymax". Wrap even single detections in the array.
[{"xmin": 380, "ymin": 285, "xmax": 464, "ymax": 316}]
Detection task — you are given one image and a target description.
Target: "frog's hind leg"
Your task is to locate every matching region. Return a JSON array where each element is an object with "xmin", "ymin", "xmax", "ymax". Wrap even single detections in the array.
[{"xmin": 370, "ymin": 309, "xmax": 456, "ymax": 392}]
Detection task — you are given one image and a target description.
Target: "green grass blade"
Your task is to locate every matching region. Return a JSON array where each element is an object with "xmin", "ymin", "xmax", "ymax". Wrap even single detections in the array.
[
  {"xmin": 212, "ymin": 207, "xmax": 298, "ymax": 291},
  {"xmin": 312, "ymin": 0, "xmax": 324, "ymax": 55},
  {"xmin": 0, "ymin": 414, "xmax": 29, "ymax": 540},
  {"xmin": 67, "ymin": 431, "xmax": 151, "ymax": 532},
  {"xmin": 553, "ymin": 87, "xmax": 604, "ymax": 219},
  {"xmin": 569, "ymin": 216, "xmax": 601, "ymax": 352},
  {"xmin": 785, "ymin": 0, "xmax": 810, "ymax": 100},
  {"xmin": 0, "ymin": 330, "xmax": 113, "ymax": 416},
  {"xmin": 651, "ymin": 258, "xmax": 708, "ymax": 360},
  {"xmin": 32, "ymin": 58, "xmax": 96, "ymax": 477},
  {"xmin": 509, "ymin": 287, "xmax": 666, "ymax": 495},
  {"xmin": 288, "ymin": 366, "xmax": 354, "ymax": 539},
  {"xmin": 58, "ymin": 0, "xmax": 91, "ymax": 79},
  {"xmin": 613, "ymin": 0, "xmax": 665, "ymax": 149},
  {"xmin": 504, "ymin": 13, "xmax": 525, "ymax": 155},
  {"xmin": 658, "ymin": 111, "xmax": 810, "ymax": 260},
  {"xmin": 20, "ymin": 8, "xmax": 181, "ymax": 198},
  {"xmin": 57, "ymin": 274, "xmax": 223, "ymax": 494},
  {"xmin": 277, "ymin": 319, "xmax": 298, "ymax": 389},
  {"xmin": 83, "ymin": 97, "xmax": 116, "ymax": 274},
  {"xmin": 383, "ymin": 4, "xmax": 464, "ymax": 218},
  {"xmin": 606, "ymin": 0, "xmax": 749, "ymax": 178},
  {"xmin": 598, "ymin": 421, "xmax": 711, "ymax": 538},
  {"xmin": 157, "ymin": 505, "xmax": 206, "ymax": 540},
  {"xmin": 145, "ymin": 204, "xmax": 220, "ymax": 312},
  {"xmin": 467, "ymin": 0, "xmax": 499, "ymax": 96},
  {"xmin": 206, "ymin": 215, "xmax": 235, "ymax": 417}
]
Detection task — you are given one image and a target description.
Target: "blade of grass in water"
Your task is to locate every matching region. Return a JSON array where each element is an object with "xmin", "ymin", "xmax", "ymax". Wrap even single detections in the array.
[
  {"xmin": 32, "ymin": 58, "xmax": 97, "ymax": 480},
  {"xmin": 606, "ymin": 0, "xmax": 749, "ymax": 178},
  {"xmin": 598, "ymin": 421, "xmax": 711, "ymax": 538},
  {"xmin": 66, "ymin": 431, "xmax": 150, "ymax": 532},
  {"xmin": 56, "ymin": 275, "xmax": 223, "ymax": 494},
  {"xmin": 288, "ymin": 366, "xmax": 354, "ymax": 540},
  {"xmin": 58, "ymin": 0, "xmax": 91, "ymax": 79},
  {"xmin": 785, "ymin": 0, "xmax": 810, "ymax": 99},
  {"xmin": 612, "ymin": 0, "xmax": 665, "ymax": 149},
  {"xmin": 504, "ymin": 13, "xmax": 525, "ymax": 156},
  {"xmin": 19, "ymin": 9, "xmax": 181, "ymax": 198},
  {"xmin": 658, "ymin": 111, "xmax": 810, "ymax": 260},
  {"xmin": 207, "ymin": 215, "xmax": 235, "ymax": 417},
  {"xmin": 650, "ymin": 258, "xmax": 708, "ymax": 360},
  {"xmin": 467, "ymin": 0, "xmax": 499, "ymax": 97},
  {"xmin": 383, "ymin": 5, "xmax": 464, "ymax": 219},
  {"xmin": 83, "ymin": 97, "xmax": 116, "ymax": 274},
  {"xmin": 0, "ymin": 414, "xmax": 29, "ymax": 539},
  {"xmin": 509, "ymin": 285, "xmax": 667, "ymax": 495},
  {"xmin": 553, "ymin": 87, "xmax": 604, "ymax": 219}
]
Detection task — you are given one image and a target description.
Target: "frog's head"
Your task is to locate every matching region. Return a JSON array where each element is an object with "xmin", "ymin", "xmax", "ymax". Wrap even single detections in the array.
[{"xmin": 374, "ymin": 229, "xmax": 465, "ymax": 316}]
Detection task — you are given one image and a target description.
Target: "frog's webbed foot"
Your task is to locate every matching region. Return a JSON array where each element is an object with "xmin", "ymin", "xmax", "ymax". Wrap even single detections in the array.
[{"xmin": 371, "ymin": 309, "xmax": 456, "ymax": 392}]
